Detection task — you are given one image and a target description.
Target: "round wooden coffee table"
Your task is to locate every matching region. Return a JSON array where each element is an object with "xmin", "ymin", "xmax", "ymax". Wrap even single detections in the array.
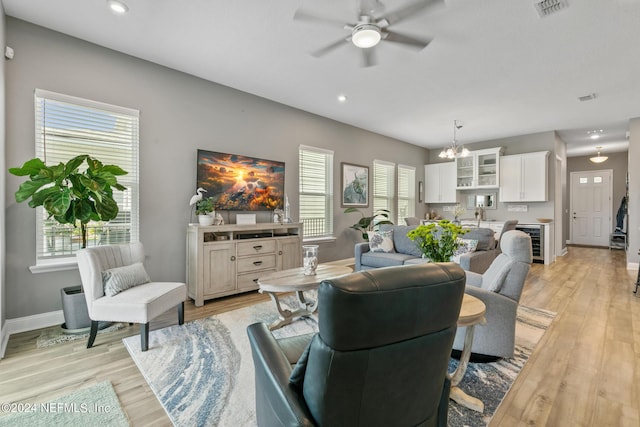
[
  {"xmin": 449, "ymin": 293, "xmax": 487, "ymax": 412},
  {"xmin": 257, "ymin": 264, "xmax": 353, "ymax": 330}
]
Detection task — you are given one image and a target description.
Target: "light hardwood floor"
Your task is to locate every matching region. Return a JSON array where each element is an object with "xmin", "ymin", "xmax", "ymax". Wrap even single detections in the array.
[{"xmin": 1, "ymin": 246, "xmax": 638, "ymax": 426}]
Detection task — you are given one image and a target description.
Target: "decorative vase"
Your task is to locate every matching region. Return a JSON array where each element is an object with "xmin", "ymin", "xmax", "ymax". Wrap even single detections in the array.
[
  {"xmin": 198, "ymin": 214, "xmax": 214, "ymax": 226},
  {"xmin": 303, "ymin": 245, "xmax": 319, "ymax": 276}
]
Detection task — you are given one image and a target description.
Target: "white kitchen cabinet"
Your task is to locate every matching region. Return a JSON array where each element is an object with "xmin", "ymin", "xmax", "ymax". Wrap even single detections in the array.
[
  {"xmin": 456, "ymin": 147, "xmax": 503, "ymax": 189},
  {"xmin": 424, "ymin": 162, "xmax": 457, "ymax": 203},
  {"xmin": 499, "ymin": 151, "xmax": 549, "ymax": 202}
]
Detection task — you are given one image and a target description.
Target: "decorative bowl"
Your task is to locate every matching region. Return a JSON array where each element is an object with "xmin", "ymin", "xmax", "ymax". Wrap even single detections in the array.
[{"xmin": 536, "ymin": 218, "xmax": 552, "ymax": 223}]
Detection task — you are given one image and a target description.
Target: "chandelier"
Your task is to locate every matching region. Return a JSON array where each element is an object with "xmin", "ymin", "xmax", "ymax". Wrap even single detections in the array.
[
  {"xmin": 589, "ymin": 146, "xmax": 608, "ymax": 163},
  {"xmin": 439, "ymin": 120, "xmax": 469, "ymax": 160}
]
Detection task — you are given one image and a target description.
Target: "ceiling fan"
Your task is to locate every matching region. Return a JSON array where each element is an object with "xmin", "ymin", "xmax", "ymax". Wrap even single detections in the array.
[{"xmin": 294, "ymin": 0, "xmax": 443, "ymax": 67}]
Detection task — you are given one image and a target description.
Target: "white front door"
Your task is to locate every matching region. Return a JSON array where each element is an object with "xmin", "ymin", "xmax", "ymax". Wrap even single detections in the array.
[{"xmin": 570, "ymin": 170, "xmax": 612, "ymax": 246}]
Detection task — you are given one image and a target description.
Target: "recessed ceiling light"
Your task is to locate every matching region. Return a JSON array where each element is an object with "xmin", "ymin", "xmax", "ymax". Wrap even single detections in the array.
[
  {"xmin": 337, "ymin": 94, "xmax": 348, "ymax": 103},
  {"xmin": 587, "ymin": 129, "xmax": 604, "ymax": 139},
  {"xmin": 107, "ymin": 0, "xmax": 129, "ymax": 15}
]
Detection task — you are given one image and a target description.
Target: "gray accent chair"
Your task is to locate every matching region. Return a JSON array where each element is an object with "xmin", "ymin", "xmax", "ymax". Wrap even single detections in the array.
[
  {"xmin": 497, "ymin": 219, "xmax": 518, "ymax": 252},
  {"xmin": 77, "ymin": 242, "xmax": 187, "ymax": 351},
  {"xmin": 247, "ymin": 263, "xmax": 466, "ymax": 427},
  {"xmin": 452, "ymin": 230, "xmax": 533, "ymax": 359},
  {"xmin": 404, "ymin": 216, "xmax": 421, "ymax": 226}
]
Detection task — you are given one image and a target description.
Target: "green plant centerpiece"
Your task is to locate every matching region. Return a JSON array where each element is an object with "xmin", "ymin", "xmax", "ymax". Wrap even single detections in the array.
[
  {"xmin": 344, "ymin": 207, "xmax": 393, "ymax": 240},
  {"xmin": 407, "ymin": 219, "xmax": 467, "ymax": 262},
  {"xmin": 9, "ymin": 154, "xmax": 128, "ymax": 249},
  {"xmin": 195, "ymin": 197, "xmax": 215, "ymax": 216}
]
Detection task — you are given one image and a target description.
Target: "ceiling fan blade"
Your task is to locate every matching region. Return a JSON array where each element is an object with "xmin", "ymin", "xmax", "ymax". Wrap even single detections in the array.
[
  {"xmin": 294, "ymin": 10, "xmax": 348, "ymax": 29},
  {"xmin": 383, "ymin": 30, "xmax": 431, "ymax": 49},
  {"xmin": 361, "ymin": 47, "xmax": 377, "ymax": 67},
  {"xmin": 311, "ymin": 37, "xmax": 350, "ymax": 58},
  {"xmin": 381, "ymin": 0, "xmax": 443, "ymax": 25}
]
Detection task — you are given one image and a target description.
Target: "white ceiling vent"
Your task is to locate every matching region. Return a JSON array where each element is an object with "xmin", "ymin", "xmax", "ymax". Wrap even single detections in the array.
[{"xmin": 534, "ymin": 0, "xmax": 568, "ymax": 18}]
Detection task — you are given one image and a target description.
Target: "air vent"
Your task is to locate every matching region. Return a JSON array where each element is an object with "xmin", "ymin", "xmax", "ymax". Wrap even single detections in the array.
[
  {"xmin": 534, "ymin": 0, "xmax": 568, "ymax": 17},
  {"xmin": 578, "ymin": 93, "xmax": 596, "ymax": 102}
]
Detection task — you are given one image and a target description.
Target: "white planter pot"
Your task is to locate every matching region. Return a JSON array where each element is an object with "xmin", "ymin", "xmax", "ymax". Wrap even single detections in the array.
[{"xmin": 198, "ymin": 214, "xmax": 214, "ymax": 226}]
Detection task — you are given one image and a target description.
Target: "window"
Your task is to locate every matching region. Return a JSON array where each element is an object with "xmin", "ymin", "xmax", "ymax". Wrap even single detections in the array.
[
  {"xmin": 299, "ymin": 145, "xmax": 334, "ymax": 239},
  {"xmin": 373, "ymin": 159, "xmax": 395, "ymax": 221},
  {"xmin": 397, "ymin": 165, "xmax": 416, "ymax": 224},
  {"xmin": 34, "ymin": 89, "xmax": 139, "ymax": 266}
]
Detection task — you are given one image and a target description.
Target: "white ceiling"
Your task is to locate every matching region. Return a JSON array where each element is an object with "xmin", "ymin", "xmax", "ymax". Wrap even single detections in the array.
[{"xmin": 3, "ymin": 0, "xmax": 639, "ymax": 157}]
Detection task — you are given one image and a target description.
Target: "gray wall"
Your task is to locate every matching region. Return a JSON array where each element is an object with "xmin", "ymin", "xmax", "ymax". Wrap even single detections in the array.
[
  {"xmin": 1, "ymin": 8, "xmax": 7, "ymax": 338},
  {"xmin": 628, "ymin": 118, "xmax": 639, "ymax": 267},
  {"xmin": 566, "ymin": 151, "xmax": 628, "ymax": 242},
  {"xmin": 425, "ymin": 131, "xmax": 556, "ymax": 223},
  {"xmin": 4, "ymin": 18, "xmax": 429, "ymax": 319}
]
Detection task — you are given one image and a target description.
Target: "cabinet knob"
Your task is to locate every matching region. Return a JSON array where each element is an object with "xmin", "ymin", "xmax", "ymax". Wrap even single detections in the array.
[
  {"xmin": 230, "ymin": 256, "xmax": 236, "ymax": 261},
  {"xmin": 278, "ymin": 250, "xmax": 283, "ymax": 255}
]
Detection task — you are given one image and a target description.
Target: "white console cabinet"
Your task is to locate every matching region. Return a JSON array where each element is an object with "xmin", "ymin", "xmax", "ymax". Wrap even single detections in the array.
[
  {"xmin": 424, "ymin": 162, "xmax": 457, "ymax": 203},
  {"xmin": 186, "ymin": 223, "xmax": 303, "ymax": 306},
  {"xmin": 500, "ymin": 151, "xmax": 549, "ymax": 202}
]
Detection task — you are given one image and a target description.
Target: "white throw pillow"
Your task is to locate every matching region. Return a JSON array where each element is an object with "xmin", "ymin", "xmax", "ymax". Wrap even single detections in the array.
[
  {"xmin": 102, "ymin": 262, "xmax": 151, "ymax": 297},
  {"xmin": 450, "ymin": 238, "xmax": 478, "ymax": 264},
  {"xmin": 369, "ymin": 230, "xmax": 395, "ymax": 253}
]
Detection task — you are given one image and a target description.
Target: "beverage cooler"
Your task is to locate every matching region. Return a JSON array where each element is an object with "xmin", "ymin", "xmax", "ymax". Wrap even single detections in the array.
[{"xmin": 515, "ymin": 224, "xmax": 544, "ymax": 263}]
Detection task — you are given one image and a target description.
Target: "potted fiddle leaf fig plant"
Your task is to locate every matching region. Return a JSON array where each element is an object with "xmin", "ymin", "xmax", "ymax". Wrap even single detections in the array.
[
  {"xmin": 344, "ymin": 207, "xmax": 393, "ymax": 240},
  {"xmin": 9, "ymin": 154, "xmax": 128, "ymax": 331}
]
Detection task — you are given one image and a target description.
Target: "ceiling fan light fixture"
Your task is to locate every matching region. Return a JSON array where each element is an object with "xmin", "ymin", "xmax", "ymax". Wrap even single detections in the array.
[
  {"xmin": 351, "ymin": 24, "xmax": 381, "ymax": 49},
  {"xmin": 589, "ymin": 146, "xmax": 608, "ymax": 163}
]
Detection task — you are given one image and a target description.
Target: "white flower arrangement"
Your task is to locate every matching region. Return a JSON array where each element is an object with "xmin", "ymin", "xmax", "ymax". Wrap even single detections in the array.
[{"xmin": 453, "ymin": 204, "xmax": 466, "ymax": 219}]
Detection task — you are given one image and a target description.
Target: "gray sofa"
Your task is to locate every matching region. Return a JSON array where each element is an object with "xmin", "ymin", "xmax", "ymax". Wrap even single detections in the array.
[{"xmin": 354, "ymin": 224, "xmax": 498, "ymax": 274}]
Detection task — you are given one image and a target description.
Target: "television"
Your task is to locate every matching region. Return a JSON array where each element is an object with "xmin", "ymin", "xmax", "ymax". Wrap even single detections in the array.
[{"xmin": 196, "ymin": 149, "xmax": 285, "ymax": 211}]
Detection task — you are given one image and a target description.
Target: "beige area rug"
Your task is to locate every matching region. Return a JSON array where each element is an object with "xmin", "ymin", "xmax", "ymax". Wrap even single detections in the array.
[
  {"xmin": 124, "ymin": 298, "xmax": 555, "ymax": 427},
  {"xmin": 0, "ymin": 381, "xmax": 130, "ymax": 427},
  {"xmin": 36, "ymin": 323, "xmax": 127, "ymax": 348}
]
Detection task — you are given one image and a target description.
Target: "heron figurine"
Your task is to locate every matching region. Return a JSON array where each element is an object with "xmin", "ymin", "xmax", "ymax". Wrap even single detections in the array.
[{"xmin": 190, "ymin": 188, "xmax": 207, "ymax": 206}]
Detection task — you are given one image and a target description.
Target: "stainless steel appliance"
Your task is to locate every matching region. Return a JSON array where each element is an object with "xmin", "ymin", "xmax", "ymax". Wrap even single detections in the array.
[{"xmin": 515, "ymin": 224, "xmax": 544, "ymax": 263}]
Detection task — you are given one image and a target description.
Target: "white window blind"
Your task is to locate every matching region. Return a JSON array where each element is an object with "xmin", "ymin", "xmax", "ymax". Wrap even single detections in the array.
[
  {"xmin": 397, "ymin": 164, "xmax": 416, "ymax": 224},
  {"xmin": 299, "ymin": 145, "xmax": 334, "ymax": 239},
  {"xmin": 34, "ymin": 89, "xmax": 139, "ymax": 263},
  {"xmin": 373, "ymin": 159, "xmax": 395, "ymax": 221}
]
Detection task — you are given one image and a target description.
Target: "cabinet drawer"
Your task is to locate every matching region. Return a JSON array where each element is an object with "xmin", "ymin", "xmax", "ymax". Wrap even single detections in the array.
[
  {"xmin": 237, "ymin": 254, "xmax": 277, "ymax": 273},
  {"xmin": 237, "ymin": 269, "xmax": 275, "ymax": 291},
  {"xmin": 237, "ymin": 239, "xmax": 276, "ymax": 256}
]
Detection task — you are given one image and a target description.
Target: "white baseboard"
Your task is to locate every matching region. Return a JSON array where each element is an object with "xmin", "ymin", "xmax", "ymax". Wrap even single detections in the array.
[
  {"xmin": 0, "ymin": 326, "xmax": 9, "ymax": 359},
  {"xmin": 628, "ymin": 262, "xmax": 639, "ymax": 271},
  {"xmin": 5, "ymin": 310, "xmax": 64, "ymax": 336}
]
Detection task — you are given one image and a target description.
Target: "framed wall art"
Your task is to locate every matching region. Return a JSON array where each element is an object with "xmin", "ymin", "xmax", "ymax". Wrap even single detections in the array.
[{"xmin": 341, "ymin": 162, "xmax": 369, "ymax": 207}]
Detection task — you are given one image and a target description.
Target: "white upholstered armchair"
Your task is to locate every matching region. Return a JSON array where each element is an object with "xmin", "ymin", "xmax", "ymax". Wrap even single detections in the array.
[{"xmin": 77, "ymin": 242, "xmax": 187, "ymax": 351}]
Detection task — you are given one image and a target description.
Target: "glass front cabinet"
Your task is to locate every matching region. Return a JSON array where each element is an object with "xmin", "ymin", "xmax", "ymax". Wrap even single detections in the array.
[{"xmin": 456, "ymin": 147, "xmax": 503, "ymax": 189}]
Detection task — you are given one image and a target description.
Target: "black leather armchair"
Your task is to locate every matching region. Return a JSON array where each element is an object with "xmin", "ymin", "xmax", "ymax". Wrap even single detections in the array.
[{"xmin": 247, "ymin": 263, "xmax": 466, "ymax": 427}]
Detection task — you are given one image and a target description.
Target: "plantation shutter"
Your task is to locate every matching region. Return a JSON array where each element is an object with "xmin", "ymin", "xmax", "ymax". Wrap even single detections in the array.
[
  {"xmin": 299, "ymin": 145, "xmax": 334, "ymax": 239},
  {"xmin": 397, "ymin": 164, "xmax": 416, "ymax": 224},
  {"xmin": 373, "ymin": 159, "xmax": 395, "ymax": 221},
  {"xmin": 34, "ymin": 89, "xmax": 140, "ymax": 263}
]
